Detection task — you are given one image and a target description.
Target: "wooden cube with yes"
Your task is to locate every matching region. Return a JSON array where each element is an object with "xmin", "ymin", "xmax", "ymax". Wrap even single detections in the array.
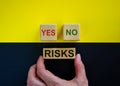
[{"xmin": 40, "ymin": 24, "xmax": 57, "ymax": 40}]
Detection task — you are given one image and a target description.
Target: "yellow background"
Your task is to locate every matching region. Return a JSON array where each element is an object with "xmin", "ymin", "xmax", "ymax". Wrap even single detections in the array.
[{"xmin": 0, "ymin": 0, "xmax": 120, "ymax": 42}]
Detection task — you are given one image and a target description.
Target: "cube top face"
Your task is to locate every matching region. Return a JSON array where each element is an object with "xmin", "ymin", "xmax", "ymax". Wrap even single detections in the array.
[
  {"xmin": 40, "ymin": 24, "xmax": 57, "ymax": 40},
  {"xmin": 41, "ymin": 24, "xmax": 56, "ymax": 29},
  {"xmin": 63, "ymin": 24, "xmax": 80, "ymax": 40}
]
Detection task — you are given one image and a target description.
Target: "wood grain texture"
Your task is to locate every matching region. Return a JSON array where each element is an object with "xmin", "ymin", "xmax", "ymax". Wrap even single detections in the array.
[
  {"xmin": 63, "ymin": 24, "xmax": 80, "ymax": 40},
  {"xmin": 40, "ymin": 24, "xmax": 57, "ymax": 40},
  {"xmin": 43, "ymin": 48, "xmax": 76, "ymax": 59}
]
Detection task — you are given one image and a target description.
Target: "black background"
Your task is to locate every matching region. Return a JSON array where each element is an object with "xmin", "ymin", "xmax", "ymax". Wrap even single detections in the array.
[{"xmin": 0, "ymin": 43, "xmax": 119, "ymax": 86}]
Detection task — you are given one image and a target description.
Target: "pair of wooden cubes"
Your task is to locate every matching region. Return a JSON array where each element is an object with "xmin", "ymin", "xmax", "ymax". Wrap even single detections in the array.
[{"xmin": 40, "ymin": 24, "xmax": 80, "ymax": 40}]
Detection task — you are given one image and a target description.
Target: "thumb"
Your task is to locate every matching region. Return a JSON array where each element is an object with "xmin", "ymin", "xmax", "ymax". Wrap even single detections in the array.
[{"xmin": 74, "ymin": 54, "xmax": 87, "ymax": 79}]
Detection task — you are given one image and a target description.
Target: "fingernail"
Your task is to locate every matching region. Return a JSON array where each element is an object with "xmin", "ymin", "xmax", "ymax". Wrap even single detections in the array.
[
  {"xmin": 40, "ymin": 56, "xmax": 42, "ymax": 58},
  {"xmin": 76, "ymin": 54, "xmax": 81, "ymax": 62}
]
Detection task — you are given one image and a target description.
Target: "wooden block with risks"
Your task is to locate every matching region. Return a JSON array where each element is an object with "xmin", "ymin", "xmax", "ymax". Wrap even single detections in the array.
[
  {"xmin": 43, "ymin": 48, "xmax": 76, "ymax": 59},
  {"xmin": 40, "ymin": 24, "xmax": 57, "ymax": 40}
]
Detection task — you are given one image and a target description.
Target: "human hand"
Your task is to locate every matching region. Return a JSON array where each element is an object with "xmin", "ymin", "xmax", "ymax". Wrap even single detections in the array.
[{"xmin": 27, "ymin": 54, "xmax": 88, "ymax": 86}]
